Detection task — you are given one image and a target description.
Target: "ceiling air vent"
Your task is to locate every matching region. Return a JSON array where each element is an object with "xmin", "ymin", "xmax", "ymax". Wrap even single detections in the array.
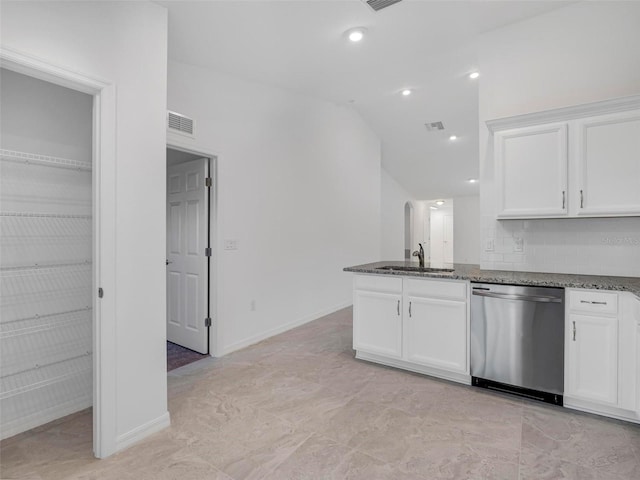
[
  {"xmin": 425, "ymin": 121, "xmax": 445, "ymax": 132},
  {"xmin": 362, "ymin": 0, "xmax": 403, "ymax": 12},
  {"xmin": 167, "ymin": 111, "xmax": 194, "ymax": 137}
]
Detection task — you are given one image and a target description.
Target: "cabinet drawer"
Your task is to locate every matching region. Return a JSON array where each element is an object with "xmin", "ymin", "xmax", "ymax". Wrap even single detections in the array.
[
  {"xmin": 354, "ymin": 274, "xmax": 403, "ymax": 294},
  {"xmin": 404, "ymin": 278, "xmax": 467, "ymax": 300},
  {"xmin": 569, "ymin": 290, "xmax": 618, "ymax": 315}
]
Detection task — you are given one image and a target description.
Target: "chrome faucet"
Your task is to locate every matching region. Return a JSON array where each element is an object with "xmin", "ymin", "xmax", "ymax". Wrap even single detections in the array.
[{"xmin": 412, "ymin": 243, "xmax": 425, "ymax": 268}]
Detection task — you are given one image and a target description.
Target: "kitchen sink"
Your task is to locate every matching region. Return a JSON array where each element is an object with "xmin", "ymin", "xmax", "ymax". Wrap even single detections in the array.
[{"xmin": 375, "ymin": 266, "xmax": 454, "ymax": 273}]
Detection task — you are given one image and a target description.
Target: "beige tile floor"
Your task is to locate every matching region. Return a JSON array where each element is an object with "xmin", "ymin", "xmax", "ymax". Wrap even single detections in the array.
[{"xmin": 2, "ymin": 307, "xmax": 639, "ymax": 479}]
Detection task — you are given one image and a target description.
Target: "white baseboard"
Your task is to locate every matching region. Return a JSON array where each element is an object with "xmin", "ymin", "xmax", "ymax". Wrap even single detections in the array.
[
  {"xmin": 220, "ymin": 301, "xmax": 352, "ymax": 356},
  {"xmin": 0, "ymin": 397, "xmax": 91, "ymax": 441},
  {"xmin": 115, "ymin": 411, "xmax": 171, "ymax": 452},
  {"xmin": 564, "ymin": 397, "xmax": 640, "ymax": 424},
  {"xmin": 355, "ymin": 351, "xmax": 472, "ymax": 386}
]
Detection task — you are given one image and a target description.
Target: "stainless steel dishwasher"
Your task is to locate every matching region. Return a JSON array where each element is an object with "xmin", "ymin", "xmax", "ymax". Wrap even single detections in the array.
[{"xmin": 470, "ymin": 283, "xmax": 565, "ymax": 405}]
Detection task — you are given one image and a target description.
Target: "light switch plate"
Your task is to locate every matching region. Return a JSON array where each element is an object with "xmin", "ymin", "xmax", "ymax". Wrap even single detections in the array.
[
  {"xmin": 514, "ymin": 237, "xmax": 524, "ymax": 253},
  {"xmin": 224, "ymin": 239, "xmax": 238, "ymax": 250},
  {"xmin": 485, "ymin": 239, "xmax": 494, "ymax": 252}
]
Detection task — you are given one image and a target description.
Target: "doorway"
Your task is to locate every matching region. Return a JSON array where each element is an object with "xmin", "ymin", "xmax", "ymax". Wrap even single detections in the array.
[
  {"xmin": 165, "ymin": 147, "xmax": 213, "ymax": 366},
  {"xmin": 404, "ymin": 198, "xmax": 454, "ymax": 265},
  {"xmin": 0, "ymin": 69, "xmax": 94, "ymax": 439},
  {"xmin": 429, "ymin": 200, "xmax": 454, "ymax": 265},
  {"xmin": 404, "ymin": 201, "xmax": 414, "ymax": 260}
]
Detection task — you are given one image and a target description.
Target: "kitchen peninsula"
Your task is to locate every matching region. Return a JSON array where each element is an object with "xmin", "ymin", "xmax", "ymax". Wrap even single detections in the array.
[{"xmin": 344, "ymin": 261, "xmax": 640, "ymax": 424}]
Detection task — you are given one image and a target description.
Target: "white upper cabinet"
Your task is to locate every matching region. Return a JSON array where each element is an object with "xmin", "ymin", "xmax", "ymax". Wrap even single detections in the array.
[
  {"xmin": 495, "ymin": 123, "xmax": 568, "ymax": 218},
  {"xmin": 573, "ymin": 110, "xmax": 640, "ymax": 216},
  {"xmin": 488, "ymin": 95, "xmax": 640, "ymax": 219}
]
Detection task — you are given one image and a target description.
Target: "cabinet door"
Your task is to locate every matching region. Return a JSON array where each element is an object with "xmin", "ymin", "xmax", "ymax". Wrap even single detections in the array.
[
  {"xmin": 404, "ymin": 296, "xmax": 467, "ymax": 373},
  {"xmin": 353, "ymin": 290, "xmax": 402, "ymax": 358},
  {"xmin": 566, "ymin": 313, "xmax": 618, "ymax": 405},
  {"xmin": 495, "ymin": 123, "xmax": 568, "ymax": 218},
  {"xmin": 574, "ymin": 110, "xmax": 640, "ymax": 216},
  {"xmin": 637, "ymin": 322, "xmax": 640, "ymax": 413}
]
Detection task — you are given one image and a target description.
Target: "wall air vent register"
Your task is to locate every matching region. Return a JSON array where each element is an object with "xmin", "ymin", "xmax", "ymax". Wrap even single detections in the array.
[
  {"xmin": 167, "ymin": 111, "xmax": 194, "ymax": 137},
  {"xmin": 425, "ymin": 121, "xmax": 445, "ymax": 132},
  {"xmin": 362, "ymin": 0, "xmax": 403, "ymax": 12}
]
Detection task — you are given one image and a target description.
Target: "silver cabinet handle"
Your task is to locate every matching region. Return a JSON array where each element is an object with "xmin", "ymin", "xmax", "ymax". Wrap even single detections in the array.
[
  {"xmin": 580, "ymin": 300, "xmax": 607, "ymax": 305},
  {"xmin": 409, "ymin": 301, "xmax": 412, "ymax": 318},
  {"xmin": 562, "ymin": 190, "xmax": 565, "ymax": 209},
  {"xmin": 580, "ymin": 189, "xmax": 584, "ymax": 208},
  {"xmin": 397, "ymin": 300, "xmax": 400, "ymax": 316},
  {"xmin": 573, "ymin": 321, "xmax": 576, "ymax": 341}
]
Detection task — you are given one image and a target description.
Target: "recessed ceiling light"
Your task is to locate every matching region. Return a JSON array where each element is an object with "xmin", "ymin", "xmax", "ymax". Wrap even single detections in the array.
[
  {"xmin": 401, "ymin": 89, "xmax": 412, "ymax": 96},
  {"xmin": 468, "ymin": 178, "xmax": 478, "ymax": 183},
  {"xmin": 469, "ymin": 72, "xmax": 480, "ymax": 79},
  {"xmin": 430, "ymin": 206, "xmax": 438, "ymax": 210},
  {"xmin": 346, "ymin": 27, "xmax": 366, "ymax": 42},
  {"xmin": 435, "ymin": 200, "xmax": 445, "ymax": 206},
  {"xmin": 449, "ymin": 135, "xmax": 457, "ymax": 141}
]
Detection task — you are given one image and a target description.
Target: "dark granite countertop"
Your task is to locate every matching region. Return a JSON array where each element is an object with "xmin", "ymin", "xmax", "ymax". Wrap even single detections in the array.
[{"xmin": 343, "ymin": 261, "xmax": 640, "ymax": 298}]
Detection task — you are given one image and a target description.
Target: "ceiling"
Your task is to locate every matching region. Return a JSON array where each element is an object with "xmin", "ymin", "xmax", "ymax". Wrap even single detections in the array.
[{"xmin": 160, "ymin": 0, "xmax": 571, "ymax": 199}]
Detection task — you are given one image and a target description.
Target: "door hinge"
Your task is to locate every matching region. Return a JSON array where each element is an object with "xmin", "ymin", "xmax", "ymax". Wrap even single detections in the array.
[
  {"xmin": 205, "ymin": 177, "xmax": 212, "ymax": 187},
  {"xmin": 205, "ymin": 247, "xmax": 212, "ymax": 256},
  {"xmin": 98, "ymin": 288, "xmax": 104, "ymax": 299},
  {"xmin": 205, "ymin": 317, "xmax": 212, "ymax": 327}
]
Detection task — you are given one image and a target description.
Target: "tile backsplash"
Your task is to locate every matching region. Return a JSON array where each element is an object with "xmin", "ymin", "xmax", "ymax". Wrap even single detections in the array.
[{"xmin": 480, "ymin": 216, "xmax": 640, "ymax": 277}]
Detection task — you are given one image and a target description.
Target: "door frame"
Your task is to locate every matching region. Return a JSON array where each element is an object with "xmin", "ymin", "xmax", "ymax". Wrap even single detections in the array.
[
  {"xmin": 0, "ymin": 47, "xmax": 117, "ymax": 457},
  {"xmin": 166, "ymin": 140, "xmax": 219, "ymax": 358}
]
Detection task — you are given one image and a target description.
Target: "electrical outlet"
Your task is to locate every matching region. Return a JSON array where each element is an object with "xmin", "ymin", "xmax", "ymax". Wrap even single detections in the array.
[
  {"xmin": 224, "ymin": 239, "xmax": 238, "ymax": 250},
  {"xmin": 485, "ymin": 239, "xmax": 494, "ymax": 252},
  {"xmin": 514, "ymin": 237, "xmax": 524, "ymax": 253}
]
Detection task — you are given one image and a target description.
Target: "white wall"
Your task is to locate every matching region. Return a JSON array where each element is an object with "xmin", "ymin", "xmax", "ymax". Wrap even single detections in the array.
[
  {"xmin": 453, "ymin": 195, "xmax": 480, "ymax": 265},
  {"xmin": 381, "ymin": 169, "xmax": 414, "ymax": 261},
  {"xmin": 478, "ymin": 1, "xmax": 640, "ymax": 276},
  {"xmin": 167, "ymin": 60, "xmax": 381, "ymax": 355},
  {"xmin": 1, "ymin": 1, "xmax": 169, "ymax": 455},
  {"xmin": 0, "ymin": 69, "xmax": 92, "ymax": 160}
]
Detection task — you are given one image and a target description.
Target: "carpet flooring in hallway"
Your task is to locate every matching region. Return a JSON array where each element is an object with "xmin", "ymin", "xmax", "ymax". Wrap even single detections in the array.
[{"xmin": 167, "ymin": 341, "xmax": 208, "ymax": 372}]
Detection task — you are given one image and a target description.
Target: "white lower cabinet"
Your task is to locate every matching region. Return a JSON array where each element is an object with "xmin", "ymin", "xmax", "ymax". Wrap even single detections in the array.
[
  {"xmin": 353, "ymin": 275, "xmax": 403, "ymax": 359},
  {"xmin": 566, "ymin": 312, "xmax": 618, "ymax": 405},
  {"xmin": 637, "ymin": 321, "xmax": 640, "ymax": 413},
  {"xmin": 353, "ymin": 274, "xmax": 469, "ymax": 384},
  {"xmin": 353, "ymin": 289, "xmax": 402, "ymax": 359},
  {"xmin": 353, "ymin": 277, "xmax": 639, "ymax": 423},
  {"xmin": 564, "ymin": 289, "xmax": 640, "ymax": 423},
  {"xmin": 404, "ymin": 285, "xmax": 467, "ymax": 374}
]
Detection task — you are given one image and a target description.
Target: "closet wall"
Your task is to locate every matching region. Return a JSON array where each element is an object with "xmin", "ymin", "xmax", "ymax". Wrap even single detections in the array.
[{"xmin": 0, "ymin": 68, "xmax": 94, "ymax": 438}]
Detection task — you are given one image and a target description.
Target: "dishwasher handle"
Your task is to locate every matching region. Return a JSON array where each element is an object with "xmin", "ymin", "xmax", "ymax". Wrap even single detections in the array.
[{"xmin": 472, "ymin": 289, "xmax": 562, "ymax": 303}]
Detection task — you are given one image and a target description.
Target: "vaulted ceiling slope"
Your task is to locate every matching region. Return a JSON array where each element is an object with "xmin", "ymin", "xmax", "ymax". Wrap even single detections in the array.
[{"xmin": 160, "ymin": 0, "xmax": 572, "ymax": 199}]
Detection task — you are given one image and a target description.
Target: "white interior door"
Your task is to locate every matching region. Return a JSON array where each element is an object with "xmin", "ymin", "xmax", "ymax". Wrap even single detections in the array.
[
  {"xmin": 443, "ymin": 215, "xmax": 454, "ymax": 264},
  {"xmin": 430, "ymin": 215, "xmax": 444, "ymax": 264},
  {"xmin": 166, "ymin": 158, "xmax": 208, "ymax": 354}
]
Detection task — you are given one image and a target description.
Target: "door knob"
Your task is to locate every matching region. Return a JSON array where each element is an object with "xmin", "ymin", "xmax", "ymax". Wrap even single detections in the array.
[{"xmin": 166, "ymin": 260, "xmax": 172, "ymax": 265}]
